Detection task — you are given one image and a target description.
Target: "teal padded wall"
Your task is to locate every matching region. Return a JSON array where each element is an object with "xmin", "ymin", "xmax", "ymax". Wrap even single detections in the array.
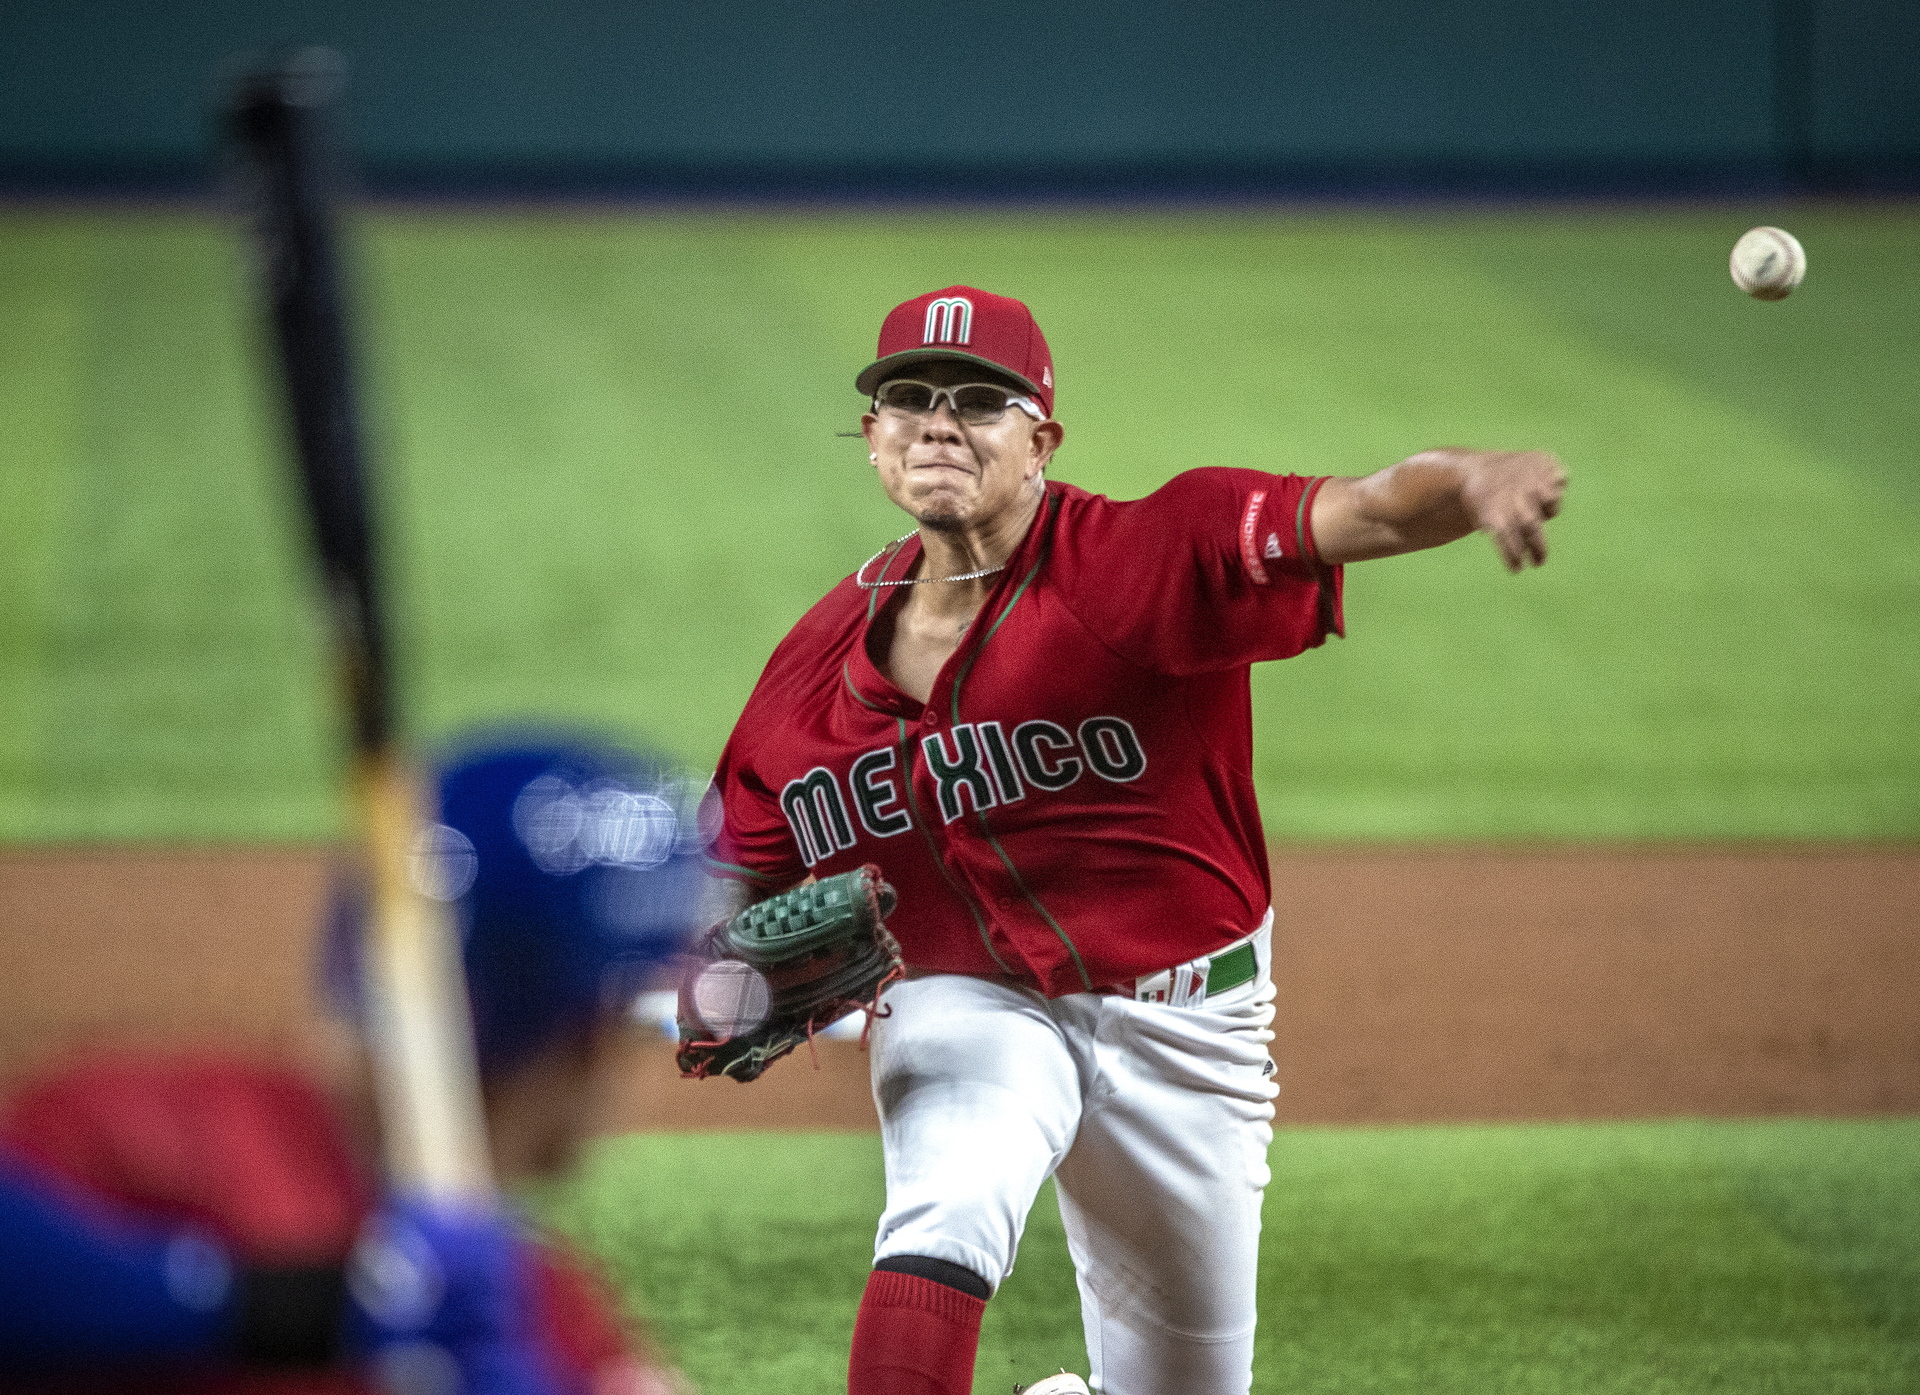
[{"xmin": 1, "ymin": 0, "xmax": 1914, "ymax": 187}]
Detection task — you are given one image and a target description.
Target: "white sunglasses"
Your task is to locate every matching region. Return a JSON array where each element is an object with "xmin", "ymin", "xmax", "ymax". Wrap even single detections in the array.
[{"xmin": 873, "ymin": 379, "xmax": 1045, "ymax": 424}]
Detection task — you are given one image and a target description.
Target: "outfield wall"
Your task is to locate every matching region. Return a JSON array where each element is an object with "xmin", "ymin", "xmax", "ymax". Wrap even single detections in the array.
[
  {"xmin": 3, "ymin": 847, "xmax": 1913, "ymax": 1127},
  {"xmin": 4, "ymin": 0, "xmax": 1917, "ymax": 194}
]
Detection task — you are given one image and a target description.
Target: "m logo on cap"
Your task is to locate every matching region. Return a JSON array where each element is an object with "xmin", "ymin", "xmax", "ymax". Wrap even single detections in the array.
[{"xmin": 923, "ymin": 297, "xmax": 973, "ymax": 346}]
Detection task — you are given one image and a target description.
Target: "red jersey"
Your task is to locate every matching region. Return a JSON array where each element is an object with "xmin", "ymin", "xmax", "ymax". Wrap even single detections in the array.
[
  {"xmin": 712, "ymin": 469, "xmax": 1343, "ymax": 997},
  {"xmin": 0, "ymin": 1053, "xmax": 661, "ymax": 1395}
]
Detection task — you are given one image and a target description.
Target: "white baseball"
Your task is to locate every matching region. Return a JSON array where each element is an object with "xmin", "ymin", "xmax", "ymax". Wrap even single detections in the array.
[
  {"xmin": 1729, "ymin": 226, "xmax": 1806, "ymax": 301},
  {"xmin": 689, "ymin": 960, "xmax": 770, "ymax": 1037},
  {"xmin": 1018, "ymin": 1376, "xmax": 1091, "ymax": 1395}
]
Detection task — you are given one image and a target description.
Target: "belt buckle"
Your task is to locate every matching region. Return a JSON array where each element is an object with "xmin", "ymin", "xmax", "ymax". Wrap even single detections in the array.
[
  {"xmin": 1132, "ymin": 967, "xmax": 1170, "ymax": 1003},
  {"xmin": 1134, "ymin": 961, "xmax": 1207, "ymax": 1009}
]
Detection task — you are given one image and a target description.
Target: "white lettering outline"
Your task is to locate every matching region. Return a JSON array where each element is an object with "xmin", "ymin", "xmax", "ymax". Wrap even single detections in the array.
[
  {"xmin": 1078, "ymin": 716, "xmax": 1148, "ymax": 783},
  {"xmin": 848, "ymin": 746, "xmax": 911, "ymax": 839},
  {"xmin": 921, "ymin": 725, "xmax": 997, "ymax": 823},
  {"xmin": 779, "ymin": 767, "xmax": 856, "ymax": 867},
  {"xmin": 923, "ymin": 297, "xmax": 974, "ymax": 345}
]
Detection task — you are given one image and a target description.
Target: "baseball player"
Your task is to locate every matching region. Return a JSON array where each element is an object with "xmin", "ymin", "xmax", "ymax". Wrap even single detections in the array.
[
  {"xmin": 705, "ymin": 286, "xmax": 1566, "ymax": 1395},
  {"xmin": 0, "ymin": 740, "xmax": 705, "ymax": 1395}
]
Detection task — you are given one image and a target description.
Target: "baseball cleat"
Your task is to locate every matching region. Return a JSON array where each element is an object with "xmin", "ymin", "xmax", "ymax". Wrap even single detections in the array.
[{"xmin": 1015, "ymin": 1373, "xmax": 1091, "ymax": 1395}]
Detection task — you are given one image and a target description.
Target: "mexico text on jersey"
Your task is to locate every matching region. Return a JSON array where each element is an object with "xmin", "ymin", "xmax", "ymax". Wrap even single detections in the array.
[
  {"xmin": 786, "ymin": 712, "xmax": 1147, "ymax": 858},
  {"xmin": 712, "ymin": 470, "xmax": 1343, "ymax": 998}
]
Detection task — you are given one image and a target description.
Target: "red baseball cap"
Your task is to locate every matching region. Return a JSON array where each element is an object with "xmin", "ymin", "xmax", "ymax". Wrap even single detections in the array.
[{"xmin": 855, "ymin": 286, "xmax": 1055, "ymax": 418}]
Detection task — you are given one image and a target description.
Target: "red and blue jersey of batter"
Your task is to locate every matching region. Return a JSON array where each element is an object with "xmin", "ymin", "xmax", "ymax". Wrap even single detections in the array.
[
  {"xmin": 712, "ymin": 469, "xmax": 1344, "ymax": 997},
  {"xmin": 0, "ymin": 1052, "xmax": 652, "ymax": 1395}
]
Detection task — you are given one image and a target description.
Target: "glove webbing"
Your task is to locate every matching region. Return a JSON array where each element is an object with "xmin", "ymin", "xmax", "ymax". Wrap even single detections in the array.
[{"xmin": 724, "ymin": 866, "xmax": 897, "ymax": 966}]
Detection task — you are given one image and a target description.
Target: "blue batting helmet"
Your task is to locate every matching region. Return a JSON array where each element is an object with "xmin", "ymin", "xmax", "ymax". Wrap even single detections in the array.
[{"xmin": 328, "ymin": 738, "xmax": 712, "ymax": 1074}]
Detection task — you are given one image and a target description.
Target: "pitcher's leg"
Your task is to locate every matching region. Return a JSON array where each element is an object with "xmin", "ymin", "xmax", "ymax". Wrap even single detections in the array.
[
  {"xmin": 854, "ymin": 975, "xmax": 1086, "ymax": 1394},
  {"xmin": 870, "ymin": 974, "xmax": 1085, "ymax": 1284},
  {"xmin": 1052, "ymin": 979, "xmax": 1277, "ymax": 1395}
]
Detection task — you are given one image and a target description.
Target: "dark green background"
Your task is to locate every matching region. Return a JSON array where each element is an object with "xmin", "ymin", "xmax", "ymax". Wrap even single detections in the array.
[{"xmin": 4, "ymin": 1, "xmax": 1917, "ymax": 188}]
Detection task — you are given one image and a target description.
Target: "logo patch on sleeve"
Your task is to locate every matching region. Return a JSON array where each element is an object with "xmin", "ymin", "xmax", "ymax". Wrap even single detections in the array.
[
  {"xmin": 1264, "ymin": 532, "xmax": 1283, "ymax": 560},
  {"xmin": 1239, "ymin": 491, "xmax": 1270, "ymax": 584}
]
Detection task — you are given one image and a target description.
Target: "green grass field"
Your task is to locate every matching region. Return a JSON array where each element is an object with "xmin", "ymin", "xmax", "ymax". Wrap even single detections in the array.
[
  {"xmin": 2, "ymin": 203, "xmax": 1916, "ymax": 842},
  {"xmin": 535, "ymin": 1118, "xmax": 1920, "ymax": 1395}
]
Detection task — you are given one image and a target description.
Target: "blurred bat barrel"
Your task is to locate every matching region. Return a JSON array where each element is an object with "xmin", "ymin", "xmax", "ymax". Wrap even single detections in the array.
[
  {"xmin": 225, "ymin": 51, "xmax": 388, "ymax": 753},
  {"xmin": 222, "ymin": 54, "xmax": 494, "ymax": 1201}
]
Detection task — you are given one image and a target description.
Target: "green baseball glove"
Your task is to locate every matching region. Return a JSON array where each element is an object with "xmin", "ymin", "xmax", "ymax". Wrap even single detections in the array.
[{"xmin": 675, "ymin": 864, "xmax": 902, "ymax": 1083}]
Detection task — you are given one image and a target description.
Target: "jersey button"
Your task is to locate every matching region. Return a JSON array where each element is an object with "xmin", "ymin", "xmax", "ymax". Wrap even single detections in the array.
[{"xmin": 920, "ymin": 711, "xmax": 937, "ymax": 726}]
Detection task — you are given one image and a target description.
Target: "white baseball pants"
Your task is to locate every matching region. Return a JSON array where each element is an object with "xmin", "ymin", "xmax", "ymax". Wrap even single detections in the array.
[{"xmin": 869, "ymin": 919, "xmax": 1278, "ymax": 1395}]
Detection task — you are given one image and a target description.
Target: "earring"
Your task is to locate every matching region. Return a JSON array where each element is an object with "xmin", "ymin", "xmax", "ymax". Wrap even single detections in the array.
[{"xmin": 869, "ymin": 453, "xmax": 877, "ymax": 463}]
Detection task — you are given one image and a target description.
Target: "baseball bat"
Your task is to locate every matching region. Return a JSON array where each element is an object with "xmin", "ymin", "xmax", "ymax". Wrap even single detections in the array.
[{"xmin": 224, "ymin": 52, "xmax": 495, "ymax": 1202}]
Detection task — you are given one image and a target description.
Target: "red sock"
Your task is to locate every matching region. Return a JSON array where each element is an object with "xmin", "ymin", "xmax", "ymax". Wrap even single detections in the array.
[{"xmin": 847, "ymin": 1269, "xmax": 986, "ymax": 1395}]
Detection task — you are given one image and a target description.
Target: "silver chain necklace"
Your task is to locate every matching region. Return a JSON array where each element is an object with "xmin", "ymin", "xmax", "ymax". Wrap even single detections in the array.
[{"xmin": 855, "ymin": 532, "xmax": 1007, "ymax": 589}]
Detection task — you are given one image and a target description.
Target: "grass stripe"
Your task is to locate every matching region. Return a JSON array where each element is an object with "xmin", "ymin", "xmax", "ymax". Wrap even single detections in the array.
[
  {"xmin": 0, "ymin": 216, "xmax": 84, "ymax": 836},
  {"xmin": 2, "ymin": 206, "xmax": 1914, "ymax": 842},
  {"xmin": 536, "ymin": 1116, "xmax": 1920, "ymax": 1395}
]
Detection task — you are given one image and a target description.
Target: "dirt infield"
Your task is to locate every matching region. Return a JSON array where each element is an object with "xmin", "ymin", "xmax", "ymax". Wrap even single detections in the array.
[{"xmin": 1, "ymin": 846, "xmax": 1914, "ymax": 1129}]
